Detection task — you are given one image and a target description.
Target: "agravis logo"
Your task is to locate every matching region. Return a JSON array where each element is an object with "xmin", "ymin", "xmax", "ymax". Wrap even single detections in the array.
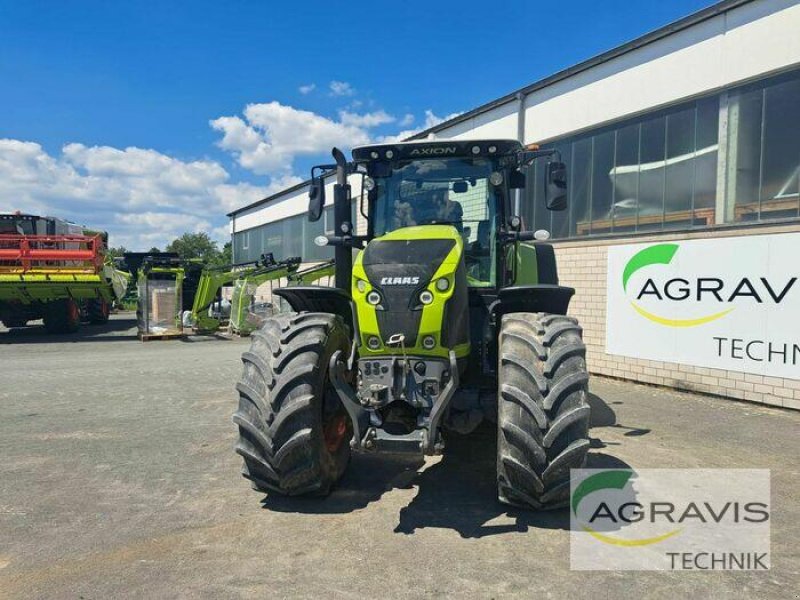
[
  {"xmin": 607, "ymin": 233, "xmax": 800, "ymax": 377},
  {"xmin": 570, "ymin": 469, "xmax": 771, "ymax": 571},
  {"xmin": 622, "ymin": 244, "xmax": 734, "ymax": 328},
  {"xmin": 571, "ymin": 470, "xmax": 681, "ymax": 546}
]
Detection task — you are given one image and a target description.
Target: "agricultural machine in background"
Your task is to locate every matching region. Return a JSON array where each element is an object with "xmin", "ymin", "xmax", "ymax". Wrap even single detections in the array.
[
  {"xmin": 135, "ymin": 255, "xmax": 186, "ymax": 339},
  {"xmin": 121, "ymin": 251, "xmax": 324, "ymax": 337},
  {"xmin": 233, "ymin": 139, "xmax": 591, "ymax": 510},
  {"xmin": 188, "ymin": 254, "xmax": 303, "ymax": 334},
  {"xmin": 228, "ymin": 258, "xmax": 335, "ymax": 335},
  {"xmin": 0, "ymin": 213, "xmax": 129, "ymax": 333}
]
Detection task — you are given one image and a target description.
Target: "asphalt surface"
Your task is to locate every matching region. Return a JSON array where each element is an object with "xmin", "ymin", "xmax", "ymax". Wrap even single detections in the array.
[{"xmin": 0, "ymin": 313, "xmax": 798, "ymax": 599}]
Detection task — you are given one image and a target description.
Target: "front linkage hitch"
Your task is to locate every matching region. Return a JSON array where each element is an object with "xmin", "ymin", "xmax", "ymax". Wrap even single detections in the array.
[{"xmin": 328, "ymin": 349, "xmax": 459, "ymax": 455}]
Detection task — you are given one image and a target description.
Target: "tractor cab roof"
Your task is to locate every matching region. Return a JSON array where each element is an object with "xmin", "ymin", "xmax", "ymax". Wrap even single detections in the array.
[{"xmin": 352, "ymin": 139, "xmax": 523, "ymax": 163}]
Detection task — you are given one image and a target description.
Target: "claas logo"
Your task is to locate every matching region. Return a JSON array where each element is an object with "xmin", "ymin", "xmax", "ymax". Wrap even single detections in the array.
[{"xmin": 380, "ymin": 276, "xmax": 420, "ymax": 286}]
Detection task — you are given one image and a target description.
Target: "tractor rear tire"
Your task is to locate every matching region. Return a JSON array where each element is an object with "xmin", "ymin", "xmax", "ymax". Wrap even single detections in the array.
[
  {"xmin": 43, "ymin": 299, "xmax": 80, "ymax": 334},
  {"xmin": 497, "ymin": 312, "xmax": 590, "ymax": 510},
  {"xmin": 233, "ymin": 312, "xmax": 352, "ymax": 497},
  {"xmin": 86, "ymin": 299, "xmax": 110, "ymax": 324}
]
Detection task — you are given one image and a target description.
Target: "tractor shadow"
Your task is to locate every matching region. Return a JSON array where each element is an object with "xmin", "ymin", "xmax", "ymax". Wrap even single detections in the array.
[
  {"xmin": 392, "ymin": 423, "xmax": 632, "ymax": 538},
  {"xmin": 0, "ymin": 314, "xmax": 235, "ymax": 344},
  {"xmin": 587, "ymin": 392, "xmax": 652, "ymax": 449},
  {"xmin": 260, "ymin": 452, "xmax": 424, "ymax": 514},
  {"xmin": 0, "ymin": 313, "xmax": 140, "ymax": 343},
  {"xmin": 263, "ymin": 392, "xmax": 634, "ymax": 539}
]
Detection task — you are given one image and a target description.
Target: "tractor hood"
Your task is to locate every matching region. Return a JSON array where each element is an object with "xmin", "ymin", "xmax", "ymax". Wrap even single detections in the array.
[{"xmin": 352, "ymin": 225, "xmax": 469, "ymax": 358}]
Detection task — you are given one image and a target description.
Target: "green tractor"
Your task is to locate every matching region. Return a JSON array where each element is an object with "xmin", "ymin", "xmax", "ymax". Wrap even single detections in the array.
[{"xmin": 233, "ymin": 139, "xmax": 590, "ymax": 509}]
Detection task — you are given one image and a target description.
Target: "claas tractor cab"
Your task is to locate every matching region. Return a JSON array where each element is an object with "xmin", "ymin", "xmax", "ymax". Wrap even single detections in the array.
[{"xmin": 233, "ymin": 139, "xmax": 590, "ymax": 510}]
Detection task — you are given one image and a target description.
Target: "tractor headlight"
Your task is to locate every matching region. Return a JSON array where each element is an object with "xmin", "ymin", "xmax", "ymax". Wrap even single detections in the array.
[
  {"xmin": 367, "ymin": 336, "xmax": 381, "ymax": 350},
  {"xmin": 489, "ymin": 171, "xmax": 504, "ymax": 186},
  {"xmin": 356, "ymin": 279, "xmax": 367, "ymax": 293},
  {"xmin": 366, "ymin": 290, "xmax": 382, "ymax": 305},
  {"xmin": 435, "ymin": 277, "xmax": 450, "ymax": 292},
  {"xmin": 419, "ymin": 290, "xmax": 434, "ymax": 305},
  {"xmin": 364, "ymin": 176, "xmax": 376, "ymax": 191},
  {"xmin": 422, "ymin": 335, "xmax": 436, "ymax": 349}
]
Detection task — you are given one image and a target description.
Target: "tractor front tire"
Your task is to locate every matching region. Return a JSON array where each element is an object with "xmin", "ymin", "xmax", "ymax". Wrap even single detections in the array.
[
  {"xmin": 43, "ymin": 299, "xmax": 80, "ymax": 334},
  {"xmin": 233, "ymin": 312, "xmax": 352, "ymax": 497},
  {"xmin": 497, "ymin": 312, "xmax": 590, "ymax": 510}
]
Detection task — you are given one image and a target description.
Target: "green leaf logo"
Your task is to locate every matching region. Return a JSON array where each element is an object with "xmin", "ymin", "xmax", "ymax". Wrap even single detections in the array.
[
  {"xmin": 572, "ymin": 470, "xmax": 633, "ymax": 516},
  {"xmin": 622, "ymin": 244, "xmax": 679, "ymax": 292}
]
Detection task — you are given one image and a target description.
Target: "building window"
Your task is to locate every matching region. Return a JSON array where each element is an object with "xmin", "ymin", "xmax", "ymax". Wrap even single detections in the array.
[
  {"xmin": 524, "ymin": 96, "xmax": 719, "ymax": 238},
  {"xmin": 726, "ymin": 70, "xmax": 800, "ymax": 222},
  {"xmin": 522, "ymin": 67, "xmax": 800, "ymax": 240}
]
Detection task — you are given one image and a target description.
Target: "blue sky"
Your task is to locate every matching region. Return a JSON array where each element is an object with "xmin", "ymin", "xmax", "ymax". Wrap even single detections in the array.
[{"xmin": 0, "ymin": 0, "xmax": 715, "ymax": 249}]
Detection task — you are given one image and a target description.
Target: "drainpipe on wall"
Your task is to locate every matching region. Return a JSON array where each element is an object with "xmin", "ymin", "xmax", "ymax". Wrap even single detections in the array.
[
  {"xmin": 231, "ymin": 214, "xmax": 236, "ymax": 263},
  {"xmin": 515, "ymin": 91, "xmax": 527, "ymax": 217}
]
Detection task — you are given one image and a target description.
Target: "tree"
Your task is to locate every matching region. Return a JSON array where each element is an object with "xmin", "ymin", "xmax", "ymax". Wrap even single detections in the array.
[
  {"xmin": 220, "ymin": 241, "xmax": 232, "ymax": 265},
  {"xmin": 165, "ymin": 232, "xmax": 223, "ymax": 265},
  {"xmin": 106, "ymin": 246, "xmax": 128, "ymax": 259}
]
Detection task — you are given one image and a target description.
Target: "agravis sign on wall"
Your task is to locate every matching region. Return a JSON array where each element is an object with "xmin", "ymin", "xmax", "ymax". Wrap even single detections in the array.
[{"xmin": 606, "ymin": 233, "xmax": 800, "ymax": 380}]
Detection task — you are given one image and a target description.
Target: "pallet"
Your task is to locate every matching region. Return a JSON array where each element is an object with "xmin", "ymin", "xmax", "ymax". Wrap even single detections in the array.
[{"xmin": 138, "ymin": 331, "xmax": 186, "ymax": 342}]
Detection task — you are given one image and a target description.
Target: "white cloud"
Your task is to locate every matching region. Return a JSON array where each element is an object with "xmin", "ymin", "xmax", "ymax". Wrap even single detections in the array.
[
  {"xmin": 211, "ymin": 102, "xmax": 467, "ymax": 179},
  {"xmin": 0, "ymin": 139, "xmax": 268, "ymax": 249},
  {"xmin": 423, "ymin": 109, "xmax": 463, "ymax": 129},
  {"xmin": 298, "ymin": 83, "xmax": 316, "ymax": 95},
  {"xmin": 338, "ymin": 110, "xmax": 395, "ymax": 128},
  {"xmin": 376, "ymin": 109, "xmax": 465, "ymax": 143},
  {"xmin": 329, "ymin": 80, "xmax": 354, "ymax": 97},
  {"xmin": 211, "ymin": 102, "xmax": 394, "ymax": 176},
  {"xmin": 0, "ymin": 97, "xmax": 467, "ymax": 253}
]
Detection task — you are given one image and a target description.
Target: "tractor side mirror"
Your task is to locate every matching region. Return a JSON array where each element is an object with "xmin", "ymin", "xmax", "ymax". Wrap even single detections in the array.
[
  {"xmin": 545, "ymin": 161, "xmax": 567, "ymax": 211},
  {"xmin": 509, "ymin": 170, "xmax": 526, "ymax": 189},
  {"xmin": 308, "ymin": 176, "xmax": 325, "ymax": 222}
]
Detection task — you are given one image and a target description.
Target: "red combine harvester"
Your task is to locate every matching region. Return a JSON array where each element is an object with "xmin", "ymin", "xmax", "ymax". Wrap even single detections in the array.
[{"xmin": 0, "ymin": 213, "xmax": 130, "ymax": 333}]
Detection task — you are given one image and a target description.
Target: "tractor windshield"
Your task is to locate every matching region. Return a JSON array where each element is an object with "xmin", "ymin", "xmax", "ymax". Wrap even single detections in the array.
[{"xmin": 372, "ymin": 157, "xmax": 499, "ymax": 286}]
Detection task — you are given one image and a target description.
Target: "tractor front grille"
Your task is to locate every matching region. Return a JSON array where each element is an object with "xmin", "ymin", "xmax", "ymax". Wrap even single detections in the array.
[{"xmin": 362, "ymin": 239, "xmax": 455, "ymax": 346}]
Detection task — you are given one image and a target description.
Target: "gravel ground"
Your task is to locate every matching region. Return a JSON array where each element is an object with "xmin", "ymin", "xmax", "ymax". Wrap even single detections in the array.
[{"xmin": 0, "ymin": 313, "xmax": 798, "ymax": 599}]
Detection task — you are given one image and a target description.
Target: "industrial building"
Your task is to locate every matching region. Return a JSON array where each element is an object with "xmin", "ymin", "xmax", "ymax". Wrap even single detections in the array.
[{"xmin": 227, "ymin": 0, "xmax": 800, "ymax": 409}]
